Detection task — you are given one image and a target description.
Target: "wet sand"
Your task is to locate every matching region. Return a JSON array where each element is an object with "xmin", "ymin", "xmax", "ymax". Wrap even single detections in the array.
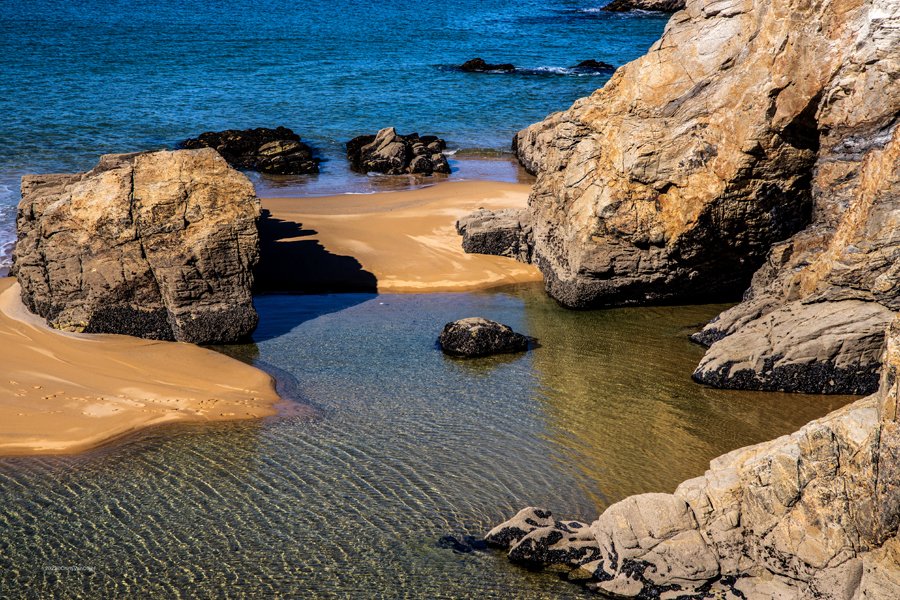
[
  {"xmin": 0, "ymin": 279, "xmax": 280, "ymax": 456},
  {"xmin": 258, "ymin": 180, "xmax": 543, "ymax": 293}
]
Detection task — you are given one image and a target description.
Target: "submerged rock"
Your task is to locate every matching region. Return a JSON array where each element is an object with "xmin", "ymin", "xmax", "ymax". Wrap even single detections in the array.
[
  {"xmin": 603, "ymin": 0, "xmax": 685, "ymax": 11},
  {"xmin": 346, "ymin": 127, "xmax": 450, "ymax": 176},
  {"xmin": 180, "ymin": 126, "xmax": 319, "ymax": 175},
  {"xmin": 490, "ymin": 315, "xmax": 900, "ymax": 598},
  {"xmin": 438, "ymin": 318, "xmax": 530, "ymax": 357},
  {"xmin": 458, "ymin": 58, "xmax": 516, "ymax": 73},
  {"xmin": 12, "ymin": 149, "xmax": 260, "ymax": 344},
  {"xmin": 436, "ymin": 534, "xmax": 488, "ymax": 554},
  {"xmin": 456, "ymin": 208, "xmax": 533, "ymax": 264}
]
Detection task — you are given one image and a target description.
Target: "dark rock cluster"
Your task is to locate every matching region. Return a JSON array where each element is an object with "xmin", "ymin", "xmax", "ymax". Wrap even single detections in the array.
[
  {"xmin": 180, "ymin": 126, "xmax": 320, "ymax": 175},
  {"xmin": 347, "ymin": 127, "xmax": 450, "ymax": 176}
]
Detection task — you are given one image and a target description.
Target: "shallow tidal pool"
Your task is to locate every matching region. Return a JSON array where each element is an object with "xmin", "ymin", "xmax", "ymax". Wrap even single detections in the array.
[{"xmin": 0, "ymin": 283, "xmax": 854, "ymax": 597}]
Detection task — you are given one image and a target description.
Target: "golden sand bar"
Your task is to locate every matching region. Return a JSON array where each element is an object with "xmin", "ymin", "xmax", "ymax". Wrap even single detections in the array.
[
  {"xmin": 0, "ymin": 278, "xmax": 279, "ymax": 456},
  {"xmin": 261, "ymin": 180, "xmax": 543, "ymax": 292}
]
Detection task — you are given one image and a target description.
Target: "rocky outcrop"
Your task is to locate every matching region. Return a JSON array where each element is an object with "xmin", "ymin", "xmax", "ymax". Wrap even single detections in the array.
[
  {"xmin": 569, "ymin": 60, "xmax": 616, "ymax": 75},
  {"xmin": 489, "ymin": 315, "xmax": 900, "ymax": 598},
  {"xmin": 347, "ymin": 127, "xmax": 451, "ymax": 176},
  {"xmin": 12, "ymin": 149, "xmax": 260, "ymax": 344},
  {"xmin": 438, "ymin": 318, "xmax": 530, "ymax": 357},
  {"xmin": 603, "ymin": 0, "xmax": 685, "ymax": 11},
  {"xmin": 514, "ymin": 0, "xmax": 898, "ymax": 310},
  {"xmin": 690, "ymin": 122, "xmax": 900, "ymax": 393},
  {"xmin": 180, "ymin": 126, "xmax": 319, "ymax": 175},
  {"xmin": 457, "ymin": 58, "xmax": 516, "ymax": 73},
  {"xmin": 456, "ymin": 209, "xmax": 533, "ymax": 264}
]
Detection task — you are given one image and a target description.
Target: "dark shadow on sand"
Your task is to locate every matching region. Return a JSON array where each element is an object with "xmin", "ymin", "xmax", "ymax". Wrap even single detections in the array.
[{"xmin": 254, "ymin": 209, "xmax": 378, "ymax": 294}]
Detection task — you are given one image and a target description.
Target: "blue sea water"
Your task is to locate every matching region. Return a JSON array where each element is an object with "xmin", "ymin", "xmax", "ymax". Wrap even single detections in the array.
[{"xmin": 0, "ymin": 0, "xmax": 669, "ymax": 271}]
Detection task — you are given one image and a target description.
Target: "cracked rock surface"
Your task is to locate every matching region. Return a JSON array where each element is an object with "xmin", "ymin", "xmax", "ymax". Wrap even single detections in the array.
[{"xmin": 12, "ymin": 149, "xmax": 260, "ymax": 344}]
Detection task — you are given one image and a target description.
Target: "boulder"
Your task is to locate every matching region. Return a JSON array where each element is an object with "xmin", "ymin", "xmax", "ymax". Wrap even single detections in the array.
[
  {"xmin": 569, "ymin": 60, "xmax": 615, "ymax": 74},
  {"xmin": 346, "ymin": 127, "xmax": 450, "ymax": 176},
  {"xmin": 12, "ymin": 149, "xmax": 260, "ymax": 344},
  {"xmin": 458, "ymin": 58, "xmax": 516, "ymax": 73},
  {"xmin": 438, "ymin": 317, "xmax": 530, "ymax": 357},
  {"xmin": 456, "ymin": 208, "xmax": 532, "ymax": 264},
  {"xmin": 603, "ymin": 0, "xmax": 685, "ymax": 11},
  {"xmin": 179, "ymin": 126, "xmax": 319, "ymax": 175},
  {"xmin": 489, "ymin": 315, "xmax": 900, "ymax": 598}
]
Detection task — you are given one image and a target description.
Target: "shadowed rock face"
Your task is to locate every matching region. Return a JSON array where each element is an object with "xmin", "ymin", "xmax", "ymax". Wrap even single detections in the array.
[
  {"xmin": 514, "ymin": 0, "xmax": 899, "ymax": 309},
  {"xmin": 690, "ymin": 3, "xmax": 900, "ymax": 394},
  {"xmin": 12, "ymin": 149, "xmax": 260, "ymax": 344},
  {"xmin": 456, "ymin": 208, "xmax": 533, "ymax": 264},
  {"xmin": 489, "ymin": 316, "xmax": 900, "ymax": 598}
]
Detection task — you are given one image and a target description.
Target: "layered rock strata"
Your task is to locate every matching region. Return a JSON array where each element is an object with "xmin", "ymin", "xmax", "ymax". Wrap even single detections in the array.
[
  {"xmin": 12, "ymin": 149, "xmax": 260, "ymax": 344},
  {"xmin": 180, "ymin": 126, "xmax": 319, "ymax": 175},
  {"xmin": 347, "ymin": 127, "xmax": 450, "ymax": 176},
  {"xmin": 489, "ymin": 316, "xmax": 900, "ymax": 598}
]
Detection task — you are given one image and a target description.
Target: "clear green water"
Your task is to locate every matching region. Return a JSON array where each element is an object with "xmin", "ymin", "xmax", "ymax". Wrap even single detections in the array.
[{"xmin": 0, "ymin": 284, "xmax": 853, "ymax": 597}]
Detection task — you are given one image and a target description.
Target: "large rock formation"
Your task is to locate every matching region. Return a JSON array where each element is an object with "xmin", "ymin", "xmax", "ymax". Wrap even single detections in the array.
[
  {"xmin": 347, "ymin": 127, "xmax": 451, "ymax": 176},
  {"xmin": 180, "ymin": 127, "xmax": 319, "ymax": 175},
  {"xmin": 513, "ymin": 0, "xmax": 897, "ymax": 310},
  {"xmin": 12, "ymin": 149, "xmax": 260, "ymax": 344},
  {"xmin": 489, "ymin": 315, "xmax": 900, "ymax": 598}
]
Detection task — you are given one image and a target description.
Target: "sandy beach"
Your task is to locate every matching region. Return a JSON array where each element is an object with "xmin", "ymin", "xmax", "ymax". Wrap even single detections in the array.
[
  {"xmin": 257, "ymin": 180, "xmax": 543, "ymax": 293},
  {"xmin": 0, "ymin": 279, "xmax": 280, "ymax": 456}
]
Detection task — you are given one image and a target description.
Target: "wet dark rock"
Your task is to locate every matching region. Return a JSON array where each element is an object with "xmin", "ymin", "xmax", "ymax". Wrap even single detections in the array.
[
  {"xmin": 180, "ymin": 126, "xmax": 319, "ymax": 175},
  {"xmin": 346, "ymin": 127, "xmax": 450, "ymax": 176},
  {"xmin": 570, "ymin": 60, "xmax": 616, "ymax": 74},
  {"xmin": 438, "ymin": 317, "xmax": 531, "ymax": 357},
  {"xmin": 458, "ymin": 58, "xmax": 516, "ymax": 73},
  {"xmin": 603, "ymin": 0, "xmax": 685, "ymax": 12}
]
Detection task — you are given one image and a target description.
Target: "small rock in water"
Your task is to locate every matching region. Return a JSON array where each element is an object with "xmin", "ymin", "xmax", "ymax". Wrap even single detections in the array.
[
  {"xmin": 569, "ymin": 60, "xmax": 616, "ymax": 74},
  {"xmin": 458, "ymin": 58, "xmax": 516, "ymax": 73},
  {"xmin": 438, "ymin": 317, "xmax": 531, "ymax": 357}
]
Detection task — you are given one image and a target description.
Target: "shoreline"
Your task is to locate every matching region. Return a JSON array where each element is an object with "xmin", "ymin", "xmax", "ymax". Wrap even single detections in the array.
[
  {"xmin": 257, "ymin": 179, "xmax": 543, "ymax": 293},
  {"xmin": 0, "ymin": 278, "xmax": 282, "ymax": 457}
]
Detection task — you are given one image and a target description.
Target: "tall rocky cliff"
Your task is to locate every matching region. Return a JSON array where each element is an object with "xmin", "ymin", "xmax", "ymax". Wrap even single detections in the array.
[{"xmin": 12, "ymin": 149, "xmax": 260, "ymax": 344}]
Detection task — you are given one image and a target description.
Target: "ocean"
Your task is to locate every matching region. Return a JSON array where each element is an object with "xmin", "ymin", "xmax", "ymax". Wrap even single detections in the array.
[{"xmin": 0, "ymin": 0, "xmax": 669, "ymax": 272}]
